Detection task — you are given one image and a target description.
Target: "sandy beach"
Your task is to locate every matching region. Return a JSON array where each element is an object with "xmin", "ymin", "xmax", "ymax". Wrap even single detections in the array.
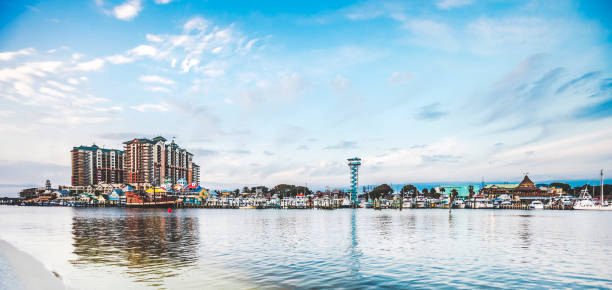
[{"xmin": 0, "ymin": 239, "xmax": 65, "ymax": 290}]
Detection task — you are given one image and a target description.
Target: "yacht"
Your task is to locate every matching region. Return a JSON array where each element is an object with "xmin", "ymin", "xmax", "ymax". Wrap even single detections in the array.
[
  {"xmin": 574, "ymin": 170, "xmax": 612, "ymax": 211},
  {"xmin": 529, "ymin": 200, "xmax": 544, "ymax": 209}
]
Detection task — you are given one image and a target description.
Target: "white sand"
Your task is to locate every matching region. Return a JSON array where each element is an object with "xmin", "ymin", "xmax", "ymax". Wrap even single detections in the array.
[{"xmin": 0, "ymin": 239, "xmax": 66, "ymax": 290}]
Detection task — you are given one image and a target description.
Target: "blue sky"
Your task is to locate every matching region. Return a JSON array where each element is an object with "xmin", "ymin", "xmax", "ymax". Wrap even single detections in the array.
[{"xmin": 1, "ymin": 0, "xmax": 611, "ymax": 194}]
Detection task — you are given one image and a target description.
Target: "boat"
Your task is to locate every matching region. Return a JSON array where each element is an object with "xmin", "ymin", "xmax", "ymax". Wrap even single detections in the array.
[
  {"xmin": 529, "ymin": 200, "xmax": 544, "ymax": 209},
  {"xmin": 239, "ymin": 205, "xmax": 256, "ymax": 209},
  {"xmin": 452, "ymin": 199, "xmax": 465, "ymax": 209},
  {"xmin": 402, "ymin": 199, "xmax": 412, "ymax": 209},
  {"xmin": 415, "ymin": 197, "xmax": 426, "ymax": 208},
  {"xmin": 574, "ymin": 170, "xmax": 612, "ymax": 210}
]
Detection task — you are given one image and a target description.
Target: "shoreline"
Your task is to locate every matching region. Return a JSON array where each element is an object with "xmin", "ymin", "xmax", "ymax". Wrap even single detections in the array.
[{"xmin": 0, "ymin": 239, "xmax": 66, "ymax": 290}]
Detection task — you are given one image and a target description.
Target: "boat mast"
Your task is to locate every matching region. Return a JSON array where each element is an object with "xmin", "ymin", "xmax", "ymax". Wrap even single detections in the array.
[{"xmin": 601, "ymin": 169, "xmax": 604, "ymax": 205}]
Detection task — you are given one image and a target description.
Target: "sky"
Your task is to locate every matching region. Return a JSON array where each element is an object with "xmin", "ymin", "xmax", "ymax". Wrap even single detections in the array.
[{"xmin": 1, "ymin": 0, "xmax": 611, "ymax": 195}]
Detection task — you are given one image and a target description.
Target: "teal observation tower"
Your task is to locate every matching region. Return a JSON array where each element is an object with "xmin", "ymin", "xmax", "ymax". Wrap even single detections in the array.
[{"xmin": 347, "ymin": 157, "xmax": 362, "ymax": 207}]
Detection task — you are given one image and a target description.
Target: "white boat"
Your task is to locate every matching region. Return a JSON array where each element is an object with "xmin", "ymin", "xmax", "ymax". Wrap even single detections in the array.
[
  {"xmin": 452, "ymin": 199, "xmax": 465, "ymax": 209},
  {"xmin": 529, "ymin": 200, "xmax": 544, "ymax": 209},
  {"xmin": 574, "ymin": 170, "xmax": 612, "ymax": 211},
  {"xmin": 402, "ymin": 199, "xmax": 412, "ymax": 209},
  {"xmin": 415, "ymin": 197, "xmax": 426, "ymax": 208}
]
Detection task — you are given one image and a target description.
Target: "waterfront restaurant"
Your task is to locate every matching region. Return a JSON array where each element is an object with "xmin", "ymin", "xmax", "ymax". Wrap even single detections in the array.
[{"xmin": 482, "ymin": 175, "xmax": 554, "ymax": 202}]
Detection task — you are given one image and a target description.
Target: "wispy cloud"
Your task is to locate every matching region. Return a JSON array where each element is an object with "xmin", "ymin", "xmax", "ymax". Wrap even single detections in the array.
[
  {"xmin": 324, "ymin": 141, "xmax": 357, "ymax": 150},
  {"xmin": 403, "ymin": 20, "xmax": 459, "ymax": 52},
  {"xmin": 556, "ymin": 71, "xmax": 601, "ymax": 94},
  {"xmin": 73, "ymin": 58, "xmax": 105, "ymax": 71},
  {"xmin": 131, "ymin": 103, "xmax": 169, "ymax": 112},
  {"xmin": 139, "ymin": 75, "xmax": 175, "ymax": 85},
  {"xmin": 0, "ymin": 48, "xmax": 35, "ymax": 61}
]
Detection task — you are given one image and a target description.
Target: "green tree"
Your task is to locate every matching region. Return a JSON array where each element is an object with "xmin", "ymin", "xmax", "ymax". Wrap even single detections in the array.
[
  {"xmin": 270, "ymin": 184, "xmax": 313, "ymax": 198},
  {"xmin": 370, "ymin": 184, "xmax": 394, "ymax": 200},
  {"xmin": 242, "ymin": 186, "xmax": 250, "ymax": 193},
  {"xmin": 401, "ymin": 184, "xmax": 417, "ymax": 197},
  {"xmin": 422, "ymin": 188, "xmax": 429, "ymax": 198}
]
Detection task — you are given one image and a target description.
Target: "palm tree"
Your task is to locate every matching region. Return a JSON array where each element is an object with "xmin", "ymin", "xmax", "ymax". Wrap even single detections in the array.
[
  {"xmin": 468, "ymin": 185, "xmax": 475, "ymax": 208},
  {"xmin": 449, "ymin": 189, "xmax": 459, "ymax": 213}
]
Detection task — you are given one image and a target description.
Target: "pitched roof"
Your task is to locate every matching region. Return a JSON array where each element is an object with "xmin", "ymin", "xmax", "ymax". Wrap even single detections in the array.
[
  {"xmin": 123, "ymin": 138, "xmax": 155, "ymax": 144},
  {"xmin": 517, "ymin": 175, "xmax": 537, "ymax": 188}
]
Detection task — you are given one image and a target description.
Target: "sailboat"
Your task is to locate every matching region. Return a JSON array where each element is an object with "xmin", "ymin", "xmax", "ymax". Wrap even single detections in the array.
[{"xmin": 573, "ymin": 170, "xmax": 612, "ymax": 211}]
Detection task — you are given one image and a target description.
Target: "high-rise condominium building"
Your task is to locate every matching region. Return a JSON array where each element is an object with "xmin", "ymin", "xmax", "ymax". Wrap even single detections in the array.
[
  {"xmin": 71, "ymin": 145, "xmax": 125, "ymax": 186},
  {"xmin": 123, "ymin": 136, "xmax": 199, "ymax": 186}
]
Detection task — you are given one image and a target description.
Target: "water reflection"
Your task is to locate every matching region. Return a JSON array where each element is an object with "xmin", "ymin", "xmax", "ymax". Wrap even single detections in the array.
[
  {"xmin": 375, "ymin": 214, "xmax": 392, "ymax": 239},
  {"xmin": 70, "ymin": 209, "xmax": 199, "ymax": 286},
  {"xmin": 519, "ymin": 216, "xmax": 532, "ymax": 250},
  {"xmin": 347, "ymin": 210, "xmax": 362, "ymax": 277}
]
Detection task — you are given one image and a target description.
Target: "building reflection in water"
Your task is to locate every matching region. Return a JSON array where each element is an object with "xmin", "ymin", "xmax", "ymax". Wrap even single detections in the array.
[
  {"xmin": 347, "ymin": 210, "xmax": 362, "ymax": 277},
  {"xmin": 70, "ymin": 209, "xmax": 199, "ymax": 286}
]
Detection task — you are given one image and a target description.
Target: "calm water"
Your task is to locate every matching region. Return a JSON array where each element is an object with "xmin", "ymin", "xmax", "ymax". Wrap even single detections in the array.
[{"xmin": 1, "ymin": 206, "xmax": 611, "ymax": 289}]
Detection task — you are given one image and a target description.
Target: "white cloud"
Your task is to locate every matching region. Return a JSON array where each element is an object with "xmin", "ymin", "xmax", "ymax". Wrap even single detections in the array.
[
  {"xmin": 122, "ymin": 16, "xmax": 258, "ymax": 76},
  {"xmin": 466, "ymin": 17, "xmax": 563, "ymax": 55},
  {"xmin": 46, "ymin": 80, "xmax": 76, "ymax": 92},
  {"xmin": 0, "ymin": 48, "xmax": 35, "ymax": 61},
  {"xmin": 183, "ymin": 17, "xmax": 208, "ymax": 32},
  {"xmin": 67, "ymin": 78, "xmax": 79, "ymax": 85},
  {"xmin": 112, "ymin": 0, "xmax": 142, "ymax": 21},
  {"xmin": 146, "ymin": 34, "xmax": 163, "ymax": 43},
  {"xmin": 147, "ymin": 86, "xmax": 172, "ymax": 93},
  {"xmin": 13, "ymin": 82, "xmax": 35, "ymax": 97},
  {"xmin": 129, "ymin": 45, "xmax": 158, "ymax": 57},
  {"xmin": 131, "ymin": 103, "xmax": 169, "ymax": 112},
  {"xmin": 154, "ymin": 0, "xmax": 173, "ymax": 4},
  {"xmin": 243, "ymin": 39, "xmax": 258, "ymax": 53},
  {"xmin": 211, "ymin": 46, "xmax": 223, "ymax": 54},
  {"xmin": 139, "ymin": 75, "xmax": 175, "ymax": 85},
  {"xmin": 106, "ymin": 54, "xmax": 134, "ymax": 64},
  {"xmin": 437, "ymin": 0, "xmax": 473, "ymax": 10},
  {"xmin": 73, "ymin": 58, "xmax": 105, "ymax": 71},
  {"xmin": 0, "ymin": 61, "xmax": 63, "ymax": 84},
  {"xmin": 181, "ymin": 57, "xmax": 200, "ymax": 73},
  {"xmin": 71, "ymin": 53, "xmax": 84, "ymax": 61},
  {"xmin": 39, "ymin": 87, "xmax": 67, "ymax": 99}
]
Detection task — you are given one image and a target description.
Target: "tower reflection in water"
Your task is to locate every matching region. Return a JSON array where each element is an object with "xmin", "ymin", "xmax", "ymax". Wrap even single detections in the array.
[{"xmin": 70, "ymin": 209, "xmax": 199, "ymax": 286}]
